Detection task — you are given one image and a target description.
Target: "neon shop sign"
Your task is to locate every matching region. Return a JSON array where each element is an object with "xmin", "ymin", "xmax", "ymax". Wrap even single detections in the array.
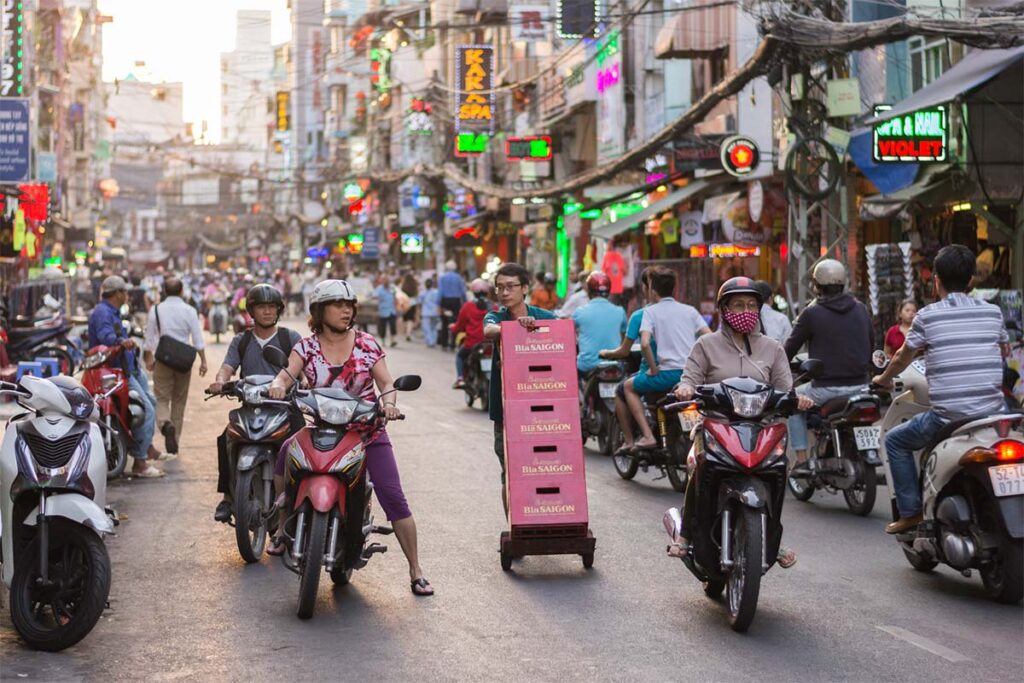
[
  {"xmin": 872, "ymin": 105, "xmax": 947, "ymax": 163},
  {"xmin": 595, "ymin": 31, "xmax": 620, "ymax": 95}
]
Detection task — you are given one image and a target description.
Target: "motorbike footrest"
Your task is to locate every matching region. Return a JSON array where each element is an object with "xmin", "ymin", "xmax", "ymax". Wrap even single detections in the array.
[
  {"xmin": 361, "ymin": 543, "xmax": 388, "ymax": 560},
  {"xmin": 372, "ymin": 525, "xmax": 394, "ymax": 536}
]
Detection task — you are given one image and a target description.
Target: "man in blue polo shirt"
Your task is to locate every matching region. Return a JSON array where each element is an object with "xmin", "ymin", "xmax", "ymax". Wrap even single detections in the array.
[
  {"xmin": 873, "ymin": 244, "xmax": 1010, "ymax": 534},
  {"xmin": 572, "ymin": 271, "xmax": 627, "ymax": 374}
]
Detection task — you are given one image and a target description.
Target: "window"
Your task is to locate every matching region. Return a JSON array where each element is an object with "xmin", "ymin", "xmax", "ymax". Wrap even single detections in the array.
[{"xmin": 908, "ymin": 37, "xmax": 947, "ymax": 92}]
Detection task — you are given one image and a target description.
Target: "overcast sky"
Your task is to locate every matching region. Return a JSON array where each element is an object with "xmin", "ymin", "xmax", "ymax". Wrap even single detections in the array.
[{"xmin": 99, "ymin": 0, "xmax": 291, "ymax": 142}]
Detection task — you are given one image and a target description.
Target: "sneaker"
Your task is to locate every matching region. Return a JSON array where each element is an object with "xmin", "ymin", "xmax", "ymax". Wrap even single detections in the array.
[
  {"xmin": 214, "ymin": 500, "xmax": 232, "ymax": 523},
  {"xmin": 161, "ymin": 422, "xmax": 179, "ymax": 454}
]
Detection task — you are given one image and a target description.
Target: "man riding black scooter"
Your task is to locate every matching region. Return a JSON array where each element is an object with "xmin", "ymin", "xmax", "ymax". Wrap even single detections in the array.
[{"xmin": 207, "ymin": 284, "xmax": 302, "ymax": 522}]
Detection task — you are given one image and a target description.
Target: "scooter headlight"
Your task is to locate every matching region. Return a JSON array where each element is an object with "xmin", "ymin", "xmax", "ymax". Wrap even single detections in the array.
[
  {"xmin": 82, "ymin": 352, "xmax": 109, "ymax": 370},
  {"xmin": 725, "ymin": 387, "xmax": 770, "ymax": 418},
  {"xmin": 241, "ymin": 384, "xmax": 266, "ymax": 406},
  {"xmin": 317, "ymin": 398, "xmax": 354, "ymax": 425}
]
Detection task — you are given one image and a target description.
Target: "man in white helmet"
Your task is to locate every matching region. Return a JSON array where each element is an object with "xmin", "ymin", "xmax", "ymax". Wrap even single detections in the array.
[{"xmin": 783, "ymin": 259, "xmax": 874, "ymax": 468}]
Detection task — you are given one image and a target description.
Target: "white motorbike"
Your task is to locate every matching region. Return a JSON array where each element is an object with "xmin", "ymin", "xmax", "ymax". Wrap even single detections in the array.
[
  {"xmin": 0, "ymin": 375, "xmax": 116, "ymax": 650},
  {"xmin": 209, "ymin": 296, "xmax": 230, "ymax": 344},
  {"xmin": 875, "ymin": 353, "xmax": 1023, "ymax": 603}
]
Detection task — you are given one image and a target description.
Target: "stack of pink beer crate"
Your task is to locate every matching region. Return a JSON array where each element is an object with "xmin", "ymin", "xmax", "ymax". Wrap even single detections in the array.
[{"xmin": 498, "ymin": 319, "xmax": 596, "ymax": 570}]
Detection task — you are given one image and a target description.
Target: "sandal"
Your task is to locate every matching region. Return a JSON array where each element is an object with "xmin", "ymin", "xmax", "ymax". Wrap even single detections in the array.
[
  {"xmin": 777, "ymin": 546, "xmax": 797, "ymax": 569},
  {"xmin": 267, "ymin": 535, "xmax": 286, "ymax": 556},
  {"xmin": 410, "ymin": 577, "xmax": 434, "ymax": 597}
]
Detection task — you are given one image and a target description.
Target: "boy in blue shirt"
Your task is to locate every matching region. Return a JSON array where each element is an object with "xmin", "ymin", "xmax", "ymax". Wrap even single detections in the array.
[{"xmin": 572, "ymin": 271, "xmax": 627, "ymax": 374}]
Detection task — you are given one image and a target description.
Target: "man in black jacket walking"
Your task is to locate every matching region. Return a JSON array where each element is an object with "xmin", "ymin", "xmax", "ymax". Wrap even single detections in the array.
[{"xmin": 784, "ymin": 259, "xmax": 874, "ymax": 465}]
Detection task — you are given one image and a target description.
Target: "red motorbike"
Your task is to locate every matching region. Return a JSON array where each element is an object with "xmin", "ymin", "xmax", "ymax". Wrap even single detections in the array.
[
  {"xmin": 262, "ymin": 344, "xmax": 421, "ymax": 619},
  {"xmin": 80, "ymin": 341, "xmax": 145, "ymax": 479}
]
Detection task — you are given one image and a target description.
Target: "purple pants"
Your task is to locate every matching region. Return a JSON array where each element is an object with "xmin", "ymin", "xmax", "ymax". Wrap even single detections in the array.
[{"xmin": 275, "ymin": 429, "xmax": 412, "ymax": 522}]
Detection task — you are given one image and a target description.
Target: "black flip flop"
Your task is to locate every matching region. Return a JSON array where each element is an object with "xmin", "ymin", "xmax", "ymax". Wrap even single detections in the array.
[{"xmin": 411, "ymin": 577, "xmax": 434, "ymax": 597}]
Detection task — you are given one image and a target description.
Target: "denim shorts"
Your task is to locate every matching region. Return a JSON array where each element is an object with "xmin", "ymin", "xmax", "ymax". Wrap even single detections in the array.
[{"xmin": 633, "ymin": 369, "xmax": 682, "ymax": 394}]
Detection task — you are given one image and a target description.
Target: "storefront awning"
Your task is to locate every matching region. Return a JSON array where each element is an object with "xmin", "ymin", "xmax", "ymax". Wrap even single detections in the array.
[
  {"xmin": 655, "ymin": 0, "xmax": 735, "ymax": 59},
  {"xmin": 591, "ymin": 177, "xmax": 730, "ymax": 240},
  {"xmin": 859, "ymin": 164, "xmax": 959, "ymax": 220},
  {"xmin": 866, "ymin": 46, "xmax": 1024, "ymax": 124},
  {"xmin": 445, "ymin": 210, "xmax": 492, "ymax": 235}
]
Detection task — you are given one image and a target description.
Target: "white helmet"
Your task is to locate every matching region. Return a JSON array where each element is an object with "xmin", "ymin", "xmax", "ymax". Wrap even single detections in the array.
[
  {"xmin": 309, "ymin": 279, "xmax": 357, "ymax": 311},
  {"xmin": 811, "ymin": 259, "xmax": 846, "ymax": 288}
]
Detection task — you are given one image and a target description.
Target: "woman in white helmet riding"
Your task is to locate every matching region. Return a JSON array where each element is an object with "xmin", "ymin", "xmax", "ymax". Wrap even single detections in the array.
[{"xmin": 268, "ymin": 279, "xmax": 433, "ymax": 596}]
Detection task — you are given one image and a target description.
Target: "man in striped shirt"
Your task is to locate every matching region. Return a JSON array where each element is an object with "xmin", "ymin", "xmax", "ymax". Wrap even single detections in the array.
[{"xmin": 873, "ymin": 245, "xmax": 1009, "ymax": 534}]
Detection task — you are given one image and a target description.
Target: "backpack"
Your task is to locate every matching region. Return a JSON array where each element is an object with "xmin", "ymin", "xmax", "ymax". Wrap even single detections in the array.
[{"xmin": 238, "ymin": 327, "xmax": 296, "ymax": 379}]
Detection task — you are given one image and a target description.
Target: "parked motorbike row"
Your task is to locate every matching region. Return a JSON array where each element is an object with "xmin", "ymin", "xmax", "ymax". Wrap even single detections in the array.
[{"xmin": 1, "ymin": 294, "xmax": 84, "ymax": 377}]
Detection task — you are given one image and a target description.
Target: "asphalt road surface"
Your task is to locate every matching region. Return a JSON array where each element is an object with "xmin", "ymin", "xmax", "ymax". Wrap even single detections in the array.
[{"xmin": 2, "ymin": 323, "xmax": 1022, "ymax": 681}]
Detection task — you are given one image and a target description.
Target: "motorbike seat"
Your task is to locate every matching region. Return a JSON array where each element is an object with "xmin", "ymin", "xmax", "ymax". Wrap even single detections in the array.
[
  {"xmin": 919, "ymin": 416, "xmax": 977, "ymax": 456},
  {"xmin": 817, "ymin": 396, "xmax": 850, "ymax": 418}
]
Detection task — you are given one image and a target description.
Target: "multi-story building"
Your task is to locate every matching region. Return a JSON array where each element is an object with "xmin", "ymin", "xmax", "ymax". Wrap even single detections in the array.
[{"xmin": 220, "ymin": 10, "xmax": 274, "ymax": 152}]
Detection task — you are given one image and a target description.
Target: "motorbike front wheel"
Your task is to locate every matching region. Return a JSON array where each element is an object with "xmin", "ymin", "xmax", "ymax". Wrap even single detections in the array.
[
  {"xmin": 10, "ymin": 521, "xmax": 111, "ymax": 652},
  {"xmin": 842, "ymin": 460, "xmax": 877, "ymax": 516},
  {"xmin": 297, "ymin": 509, "xmax": 329, "ymax": 619},
  {"xmin": 726, "ymin": 506, "xmax": 763, "ymax": 632},
  {"xmin": 787, "ymin": 474, "xmax": 815, "ymax": 501},
  {"xmin": 234, "ymin": 469, "xmax": 268, "ymax": 564},
  {"xmin": 613, "ymin": 448, "xmax": 639, "ymax": 480},
  {"xmin": 104, "ymin": 420, "xmax": 128, "ymax": 480},
  {"xmin": 666, "ymin": 437, "xmax": 689, "ymax": 492}
]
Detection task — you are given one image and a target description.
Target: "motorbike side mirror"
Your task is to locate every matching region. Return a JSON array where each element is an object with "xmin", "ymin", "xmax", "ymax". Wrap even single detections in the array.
[
  {"xmin": 799, "ymin": 359, "xmax": 824, "ymax": 379},
  {"xmin": 872, "ymin": 350, "xmax": 890, "ymax": 370},
  {"xmin": 262, "ymin": 345, "xmax": 289, "ymax": 370},
  {"xmin": 393, "ymin": 375, "xmax": 422, "ymax": 391}
]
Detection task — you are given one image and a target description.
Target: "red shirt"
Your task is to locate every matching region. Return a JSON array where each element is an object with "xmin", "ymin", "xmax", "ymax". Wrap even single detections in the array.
[
  {"xmin": 451, "ymin": 301, "xmax": 489, "ymax": 349},
  {"xmin": 601, "ymin": 250, "xmax": 626, "ymax": 294},
  {"xmin": 885, "ymin": 324, "xmax": 906, "ymax": 351}
]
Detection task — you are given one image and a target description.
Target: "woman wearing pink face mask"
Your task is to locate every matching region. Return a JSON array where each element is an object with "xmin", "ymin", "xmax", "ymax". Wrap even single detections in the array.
[{"xmin": 672, "ymin": 277, "xmax": 813, "ymax": 567}]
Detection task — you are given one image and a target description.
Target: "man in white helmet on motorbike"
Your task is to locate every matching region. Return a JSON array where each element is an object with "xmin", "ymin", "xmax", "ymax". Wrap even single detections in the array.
[{"xmin": 783, "ymin": 259, "xmax": 874, "ymax": 468}]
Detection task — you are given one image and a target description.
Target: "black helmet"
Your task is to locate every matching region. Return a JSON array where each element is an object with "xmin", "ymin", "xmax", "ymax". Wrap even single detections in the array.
[
  {"xmin": 247, "ymin": 283, "xmax": 285, "ymax": 315},
  {"xmin": 716, "ymin": 276, "xmax": 763, "ymax": 308}
]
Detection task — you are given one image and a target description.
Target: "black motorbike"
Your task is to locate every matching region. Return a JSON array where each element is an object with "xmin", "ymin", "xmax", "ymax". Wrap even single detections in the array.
[
  {"xmin": 663, "ymin": 362, "xmax": 821, "ymax": 632},
  {"xmin": 461, "ymin": 342, "xmax": 493, "ymax": 412},
  {"xmin": 1, "ymin": 297, "xmax": 77, "ymax": 375},
  {"xmin": 580, "ymin": 361, "xmax": 624, "ymax": 455},
  {"xmin": 613, "ymin": 391, "xmax": 694, "ymax": 492},
  {"xmin": 786, "ymin": 369, "xmax": 882, "ymax": 516},
  {"xmin": 206, "ymin": 375, "xmax": 296, "ymax": 563}
]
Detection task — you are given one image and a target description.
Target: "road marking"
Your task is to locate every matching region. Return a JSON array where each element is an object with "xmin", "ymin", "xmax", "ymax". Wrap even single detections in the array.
[{"xmin": 876, "ymin": 625, "xmax": 971, "ymax": 663}]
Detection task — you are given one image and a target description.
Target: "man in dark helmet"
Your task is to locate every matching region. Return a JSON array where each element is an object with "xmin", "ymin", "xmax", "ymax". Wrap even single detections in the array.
[{"xmin": 206, "ymin": 283, "xmax": 302, "ymax": 522}]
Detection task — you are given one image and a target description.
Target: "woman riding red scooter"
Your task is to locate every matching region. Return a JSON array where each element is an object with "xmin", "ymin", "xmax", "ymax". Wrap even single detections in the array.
[{"xmin": 268, "ymin": 279, "xmax": 433, "ymax": 596}]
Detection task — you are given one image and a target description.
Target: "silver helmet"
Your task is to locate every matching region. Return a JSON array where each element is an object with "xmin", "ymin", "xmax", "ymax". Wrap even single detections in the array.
[{"xmin": 811, "ymin": 259, "xmax": 846, "ymax": 289}]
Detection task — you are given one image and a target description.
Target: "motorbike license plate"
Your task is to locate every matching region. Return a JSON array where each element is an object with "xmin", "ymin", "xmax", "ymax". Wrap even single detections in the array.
[
  {"xmin": 988, "ymin": 463, "xmax": 1024, "ymax": 498},
  {"xmin": 480, "ymin": 358, "xmax": 492, "ymax": 372},
  {"xmin": 853, "ymin": 426, "xmax": 881, "ymax": 450},
  {"xmin": 599, "ymin": 383, "xmax": 618, "ymax": 399},
  {"xmin": 677, "ymin": 408, "xmax": 701, "ymax": 433}
]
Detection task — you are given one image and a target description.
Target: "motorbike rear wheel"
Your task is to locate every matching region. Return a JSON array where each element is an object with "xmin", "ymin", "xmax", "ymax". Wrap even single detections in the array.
[
  {"xmin": 10, "ymin": 521, "xmax": 111, "ymax": 652},
  {"xmin": 297, "ymin": 509, "xmax": 329, "ymax": 619},
  {"xmin": 981, "ymin": 536, "xmax": 1023, "ymax": 604},
  {"xmin": 37, "ymin": 346, "xmax": 75, "ymax": 376},
  {"xmin": 234, "ymin": 469, "xmax": 268, "ymax": 564},
  {"xmin": 842, "ymin": 461, "xmax": 877, "ymax": 516},
  {"xmin": 104, "ymin": 421, "xmax": 128, "ymax": 480},
  {"xmin": 726, "ymin": 506, "xmax": 763, "ymax": 632}
]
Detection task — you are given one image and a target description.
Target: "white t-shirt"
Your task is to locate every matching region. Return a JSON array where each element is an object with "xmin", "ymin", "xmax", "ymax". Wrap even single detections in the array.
[{"xmin": 639, "ymin": 298, "xmax": 706, "ymax": 370}]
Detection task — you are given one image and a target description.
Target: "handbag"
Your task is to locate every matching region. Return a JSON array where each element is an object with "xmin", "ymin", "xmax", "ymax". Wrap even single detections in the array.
[{"xmin": 153, "ymin": 304, "xmax": 197, "ymax": 373}]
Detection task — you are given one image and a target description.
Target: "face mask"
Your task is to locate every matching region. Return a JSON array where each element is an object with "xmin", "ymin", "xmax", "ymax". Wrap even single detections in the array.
[{"xmin": 723, "ymin": 309, "xmax": 760, "ymax": 335}]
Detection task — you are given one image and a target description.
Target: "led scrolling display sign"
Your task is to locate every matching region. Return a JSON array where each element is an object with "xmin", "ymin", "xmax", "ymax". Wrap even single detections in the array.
[
  {"xmin": 872, "ymin": 105, "xmax": 947, "ymax": 163},
  {"xmin": 1, "ymin": 0, "xmax": 25, "ymax": 97}
]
